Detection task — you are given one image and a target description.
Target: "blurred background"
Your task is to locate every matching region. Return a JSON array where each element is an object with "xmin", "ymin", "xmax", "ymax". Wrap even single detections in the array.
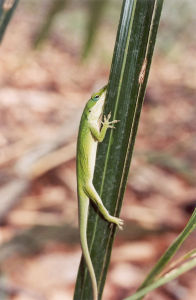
[{"xmin": 0, "ymin": 0, "xmax": 195, "ymax": 299}]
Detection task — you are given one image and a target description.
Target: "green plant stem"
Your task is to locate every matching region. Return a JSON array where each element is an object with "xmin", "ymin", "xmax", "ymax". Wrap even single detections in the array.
[
  {"xmin": 124, "ymin": 257, "xmax": 196, "ymax": 300},
  {"xmin": 136, "ymin": 208, "xmax": 196, "ymax": 299}
]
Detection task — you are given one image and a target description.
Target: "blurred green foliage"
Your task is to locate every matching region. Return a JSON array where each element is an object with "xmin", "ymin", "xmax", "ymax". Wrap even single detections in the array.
[
  {"xmin": 0, "ymin": 0, "xmax": 19, "ymax": 42},
  {"xmin": 23, "ymin": 0, "xmax": 195, "ymax": 58},
  {"xmin": 33, "ymin": 0, "xmax": 67, "ymax": 48},
  {"xmin": 157, "ymin": 0, "xmax": 196, "ymax": 55}
]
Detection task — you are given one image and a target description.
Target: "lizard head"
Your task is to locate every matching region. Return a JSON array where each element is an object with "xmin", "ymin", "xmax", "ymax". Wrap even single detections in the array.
[{"xmin": 87, "ymin": 85, "xmax": 107, "ymax": 122}]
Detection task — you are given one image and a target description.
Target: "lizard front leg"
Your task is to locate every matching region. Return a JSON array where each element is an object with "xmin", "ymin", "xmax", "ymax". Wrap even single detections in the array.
[{"xmin": 90, "ymin": 112, "xmax": 120, "ymax": 142}]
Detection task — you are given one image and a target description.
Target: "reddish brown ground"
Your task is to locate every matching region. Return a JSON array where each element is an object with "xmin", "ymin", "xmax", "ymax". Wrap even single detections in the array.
[{"xmin": 0, "ymin": 2, "xmax": 195, "ymax": 300}]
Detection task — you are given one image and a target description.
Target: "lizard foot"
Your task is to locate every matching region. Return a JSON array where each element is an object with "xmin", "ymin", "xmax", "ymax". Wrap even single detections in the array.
[{"xmin": 109, "ymin": 216, "xmax": 124, "ymax": 230}]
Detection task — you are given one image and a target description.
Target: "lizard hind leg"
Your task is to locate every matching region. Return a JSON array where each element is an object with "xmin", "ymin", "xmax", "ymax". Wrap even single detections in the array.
[{"xmin": 84, "ymin": 182, "xmax": 124, "ymax": 230}]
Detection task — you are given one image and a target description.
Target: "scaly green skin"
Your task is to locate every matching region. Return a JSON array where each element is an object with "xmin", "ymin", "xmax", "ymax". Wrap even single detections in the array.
[{"xmin": 76, "ymin": 86, "xmax": 123, "ymax": 300}]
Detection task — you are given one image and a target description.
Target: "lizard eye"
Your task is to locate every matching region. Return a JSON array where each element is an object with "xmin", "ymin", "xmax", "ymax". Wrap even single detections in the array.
[{"xmin": 92, "ymin": 95, "xmax": 99, "ymax": 101}]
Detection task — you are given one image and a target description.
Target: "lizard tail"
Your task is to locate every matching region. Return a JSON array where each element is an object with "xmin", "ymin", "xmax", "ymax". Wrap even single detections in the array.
[{"xmin": 79, "ymin": 195, "xmax": 98, "ymax": 300}]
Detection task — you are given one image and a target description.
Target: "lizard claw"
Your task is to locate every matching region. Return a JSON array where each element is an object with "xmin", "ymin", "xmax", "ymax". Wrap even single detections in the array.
[
  {"xmin": 107, "ymin": 112, "xmax": 111, "ymax": 120},
  {"xmin": 110, "ymin": 120, "xmax": 120, "ymax": 124},
  {"xmin": 102, "ymin": 114, "xmax": 120, "ymax": 128}
]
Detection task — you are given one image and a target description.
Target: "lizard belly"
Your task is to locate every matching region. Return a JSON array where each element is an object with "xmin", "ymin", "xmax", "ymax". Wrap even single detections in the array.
[{"xmin": 88, "ymin": 138, "xmax": 98, "ymax": 179}]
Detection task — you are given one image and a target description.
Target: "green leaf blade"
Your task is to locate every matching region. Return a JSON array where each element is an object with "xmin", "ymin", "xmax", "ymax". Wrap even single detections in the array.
[{"xmin": 74, "ymin": 1, "xmax": 164, "ymax": 299}]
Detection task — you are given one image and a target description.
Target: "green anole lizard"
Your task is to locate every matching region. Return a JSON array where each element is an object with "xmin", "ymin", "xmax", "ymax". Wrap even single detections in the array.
[{"xmin": 76, "ymin": 85, "xmax": 123, "ymax": 300}]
